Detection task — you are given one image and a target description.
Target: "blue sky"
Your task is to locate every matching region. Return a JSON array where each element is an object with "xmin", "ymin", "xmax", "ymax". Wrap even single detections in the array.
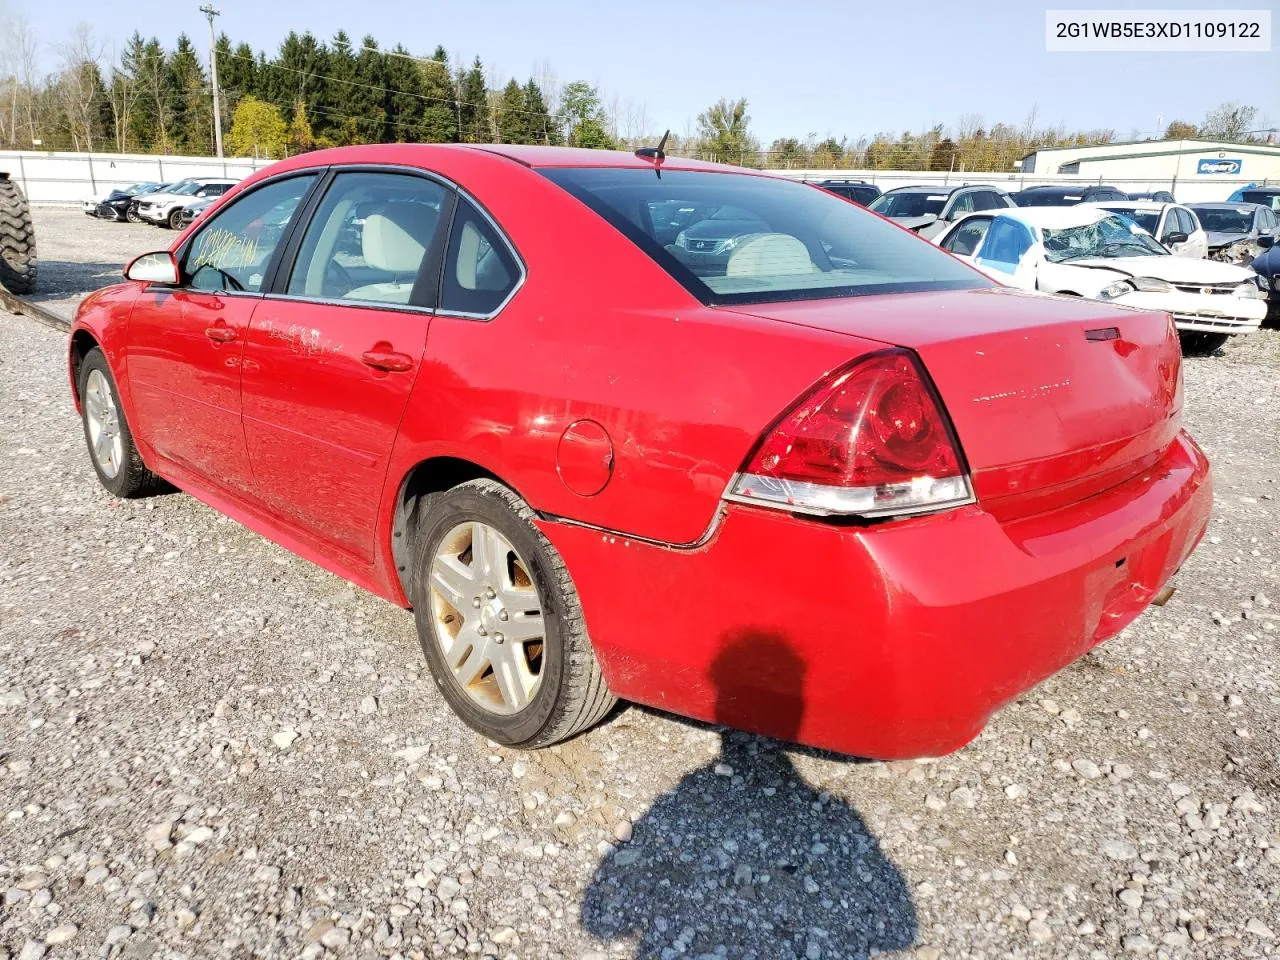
[{"xmin": 16, "ymin": 0, "xmax": 1278, "ymax": 143}]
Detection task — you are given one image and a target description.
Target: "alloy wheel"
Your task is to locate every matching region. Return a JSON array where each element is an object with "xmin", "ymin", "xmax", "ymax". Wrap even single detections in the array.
[
  {"xmin": 84, "ymin": 369, "xmax": 124, "ymax": 479},
  {"xmin": 429, "ymin": 521, "xmax": 547, "ymax": 715}
]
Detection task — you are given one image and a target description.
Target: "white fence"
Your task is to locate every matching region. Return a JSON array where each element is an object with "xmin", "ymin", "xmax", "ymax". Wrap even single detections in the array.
[
  {"xmin": 1, "ymin": 148, "xmax": 1267, "ymax": 206},
  {"xmin": 0, "ymin": 150, "xmax": 269, "ymax": 204}
]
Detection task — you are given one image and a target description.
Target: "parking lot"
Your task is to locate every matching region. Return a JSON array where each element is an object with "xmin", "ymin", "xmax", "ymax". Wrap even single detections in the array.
[{"xmin": 1, "ymin": 206, "xmax": 1278, "ymax": 959}]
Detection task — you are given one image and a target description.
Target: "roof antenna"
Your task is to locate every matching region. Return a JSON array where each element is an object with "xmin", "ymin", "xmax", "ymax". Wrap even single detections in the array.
[{"xmin": 635, "ymin": 129, "xmax": 670, "ymax": 178}]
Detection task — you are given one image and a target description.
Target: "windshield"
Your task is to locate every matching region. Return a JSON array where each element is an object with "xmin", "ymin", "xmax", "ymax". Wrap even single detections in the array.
[
  {"xmin": 1189, "ymin": 207, "xmax": 1254, "ymax": 233},
  {"xmin": 1099, "ymin": 207, "xmax": 1159, "ymax": 235},
  {"xmin": 172, "ymin": 182, "xmax": 203, "ymax": 196},
  {"xmin": 868, "ymin": 191, "xmax": 947, "ymax": 218},
  {"xmin": 541, "ymin": 168, "xmax": 988, "ymax": 305},
  {"xmin": 1042, "ymin": 214, "xmax": 1168, "ymax": 262}
]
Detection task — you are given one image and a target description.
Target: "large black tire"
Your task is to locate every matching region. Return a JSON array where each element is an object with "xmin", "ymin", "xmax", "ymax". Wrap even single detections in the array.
[
  {"xmin": 78, "ymin": 347, "xmax": 166, "ymax": 499},
  {"xmin": 167, "ymin": 207, "xmax": 184, "ymax": 230},
  {"xmin": 126, "ymin": 203, "xmax": 142, "ymax": 224},
  {"xmin": 0, "ymin": 176, "xmax": 36, "ymax": 294},
  {"xmin": 410, "ymin": 479, "xmax": 615, "ymax": 748},
  {"xmin": 1179, "ymin": 332, "xmax": 1230, "ymax": 356}
]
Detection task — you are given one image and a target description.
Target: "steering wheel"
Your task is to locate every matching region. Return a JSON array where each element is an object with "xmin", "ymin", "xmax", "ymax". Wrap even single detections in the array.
[{"xmin": 325, "ymin": 260, "xmax": 354, "ymax": 297}]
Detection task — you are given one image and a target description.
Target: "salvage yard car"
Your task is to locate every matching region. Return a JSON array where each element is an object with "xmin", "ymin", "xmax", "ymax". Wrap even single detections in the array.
[
  {"xmin": 68, "ymin": 145, "xmax": 1212, "ymax": 759},
  {"xmin": 136, "ymin": 178, "xmax": 238, "ymax": 229},
  {"xmin": 1089, "ymin": 200, "xmax": 1208, "ymax": 259},
  {"xmin": 938, "ymin": 206, "xmax": 1267, "ymax": 354},
  {"xmin": 95, "ymin": 182, "xmax": 171, "ymax": 222},
  {"xmin": 1011, "ymin": 184, "xmax": 1128, "ymax": 206},
  {"xmin": 1185, "ymin": 202, "xmax": 1278, "ymax": 264},
  {"xmin": 868, "ymin": 184, "xmax": 1014, "ymax": 239}
]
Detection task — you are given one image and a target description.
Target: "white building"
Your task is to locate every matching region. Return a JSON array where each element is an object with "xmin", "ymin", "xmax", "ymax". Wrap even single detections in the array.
[{"xmin": 1018, "ymin": 138, "xmax": 1280, "ymax": 184}]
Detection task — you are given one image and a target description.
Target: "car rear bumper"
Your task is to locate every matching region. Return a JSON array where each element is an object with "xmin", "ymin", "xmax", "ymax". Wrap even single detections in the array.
[{"xmin": 540, "ymin": 429, "xmax": 1211, "ymax": 759}]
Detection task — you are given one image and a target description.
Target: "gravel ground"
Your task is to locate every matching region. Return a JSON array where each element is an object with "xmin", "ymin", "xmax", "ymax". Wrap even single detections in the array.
[{"xmin": 1, "ymin": 206, "xmax": 1277, "ymax": 960}]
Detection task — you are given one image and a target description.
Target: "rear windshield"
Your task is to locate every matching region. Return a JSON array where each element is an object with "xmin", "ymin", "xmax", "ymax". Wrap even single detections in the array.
[
  {"xmin": 540, "ymin": 168, "xmax": 987, "ymax": 305},
  {"xmin": 1099, "ymin": 207, "xmax": 1159, "ymax": 234},
  {"xmin": 868, "ymin": 191, "xmax": 947, "ymax": 218},
  {"xmin": 1015, "ymin": 190, "xmax": 1081, "ymax": 207},
  {"xmin": 1190, "ymin": 207, "xmax": 1254, "ymax": 233}
]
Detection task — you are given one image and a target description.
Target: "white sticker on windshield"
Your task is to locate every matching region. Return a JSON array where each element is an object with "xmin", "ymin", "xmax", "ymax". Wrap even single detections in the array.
[{"xmin": 927, "ymin": 195, "xmax": 947, "ymax": 201}]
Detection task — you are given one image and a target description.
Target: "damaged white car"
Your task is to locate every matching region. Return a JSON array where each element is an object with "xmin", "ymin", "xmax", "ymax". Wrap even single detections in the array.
[{"xmin": 938, "ymin": 207, "xmax": 1268, "ymax": 354}]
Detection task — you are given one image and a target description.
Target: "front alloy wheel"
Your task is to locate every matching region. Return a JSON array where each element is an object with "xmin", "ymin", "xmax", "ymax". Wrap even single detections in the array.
[{"xmin": 83, "ymin": 369, "xmax": 124, "ymax": 479}]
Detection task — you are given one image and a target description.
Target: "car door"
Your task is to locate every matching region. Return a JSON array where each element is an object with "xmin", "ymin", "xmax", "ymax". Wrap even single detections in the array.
[
  {"xmin": 974, "ymin": 216, "xmax": 1037, "ymax": 288},
  {"xmin": 1177, "ymin": 207, "xmax": 1208, "ymax": 259},
  {"xmin": 239, "ymin": 169, "xmax": 454, "ymax": 561},
  {"xmin": 125, "ymin": 173, "xmax": 318, "ymax": 494}
]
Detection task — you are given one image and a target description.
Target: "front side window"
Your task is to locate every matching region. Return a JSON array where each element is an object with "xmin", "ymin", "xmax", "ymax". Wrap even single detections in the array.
[
  {"xmin": 1260, "ymin": 208, "xmax": 1277, "ymax": 230},
  {"xmin": 287, "ymin": 172, "xmax": 447, "ymax": 306},
  {"xmin": 439, "ymin": 199, "xmax": 521, "ymax": 315},
  {"xmin": 185, "ymin": 174, "xmax": 316, "ymax": 293},
  {"xmin": 543, "ymin": 169, "xmax": 987, "ymax": 305},
  {"xmin": 1175, "ymin": 208, "xmax": 1198, "ymax": 235},
  {"xmin": 1042, "ymin": 215, "xmax": 1167, "ymax": 263},
  {"xmin": 943, "ymin": 217, "xmax": 991, "ymax": 256},
  {"xmin": 975, "ymin": 218, "xmax": 1034, "ymax": 273},
  {"xmin": 946, "ymin": 192, "xmax": 975, "ymax": 219}
]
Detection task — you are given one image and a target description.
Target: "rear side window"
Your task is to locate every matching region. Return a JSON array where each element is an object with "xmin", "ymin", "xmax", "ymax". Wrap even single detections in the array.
[
  {"xmin": 440, "ymin": 200, "xmax": 521, "ymax": 316},
  {"xmin": 971, "ymin": 191, "xmax": 1003, "ymax": 212},
  {"xmin": 976, "ymin": 218, "xmax": 1034, "ymax": 273},
  {"xmin": 943, "ymin": 217, "xmax": 991, "ymax": 256},
  {"xmin": 184, "ymin": 174, "xmax": 315, "ymax": 293},
  {"xmin": 287, "ymin": 171, "xmax": 447, "ymax": 306},
  {"xmin": 543, "ymin": 168, "xmax": 988, "ymax": 306}
]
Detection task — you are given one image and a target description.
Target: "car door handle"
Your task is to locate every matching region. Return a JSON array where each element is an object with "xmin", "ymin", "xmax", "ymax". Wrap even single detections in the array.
[
  {"xmin": 205, "ymin": 325, "xmax": 237, "ymax": 343},
  {"xmin": 360, "ymin": 349, "xmax": 414, "ymax": 372}
]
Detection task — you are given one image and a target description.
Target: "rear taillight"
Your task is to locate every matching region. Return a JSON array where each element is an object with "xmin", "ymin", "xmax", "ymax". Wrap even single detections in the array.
[{"xmin": 726, "ymin": 350, "xmax": 974, "ymax": 518}]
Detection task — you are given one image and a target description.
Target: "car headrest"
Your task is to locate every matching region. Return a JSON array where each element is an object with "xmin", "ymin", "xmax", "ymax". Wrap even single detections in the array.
[
  {"xmin": 362, "ymin": 203, "xmax": 437, "ymax": 274},
  {"xmin": 725, "ymin": 233, "xmax": 816, "ymax": 277}
]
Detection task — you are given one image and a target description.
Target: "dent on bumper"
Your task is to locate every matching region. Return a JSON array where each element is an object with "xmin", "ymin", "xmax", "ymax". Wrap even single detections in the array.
[{"xmin": 541, "ymin": 431, "xmax": 1212, "ymax": 760}]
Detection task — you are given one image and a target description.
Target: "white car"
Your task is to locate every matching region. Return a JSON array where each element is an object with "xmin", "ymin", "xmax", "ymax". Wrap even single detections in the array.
[
  {"xmin": 1085, "ymin": 200, "xmax": 1209, "ymax": 259},
  {"xmin": 136, "ymin": 178, "xmax": 238, "ymax": 229},
  {"xmin": 937, "ymin": 206, "xmax": 1267, "ymax": 354}
]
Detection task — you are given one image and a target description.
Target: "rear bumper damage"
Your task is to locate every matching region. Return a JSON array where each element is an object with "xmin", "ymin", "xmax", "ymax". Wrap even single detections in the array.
[{"xmin": 542, "ymin": 430, "xmax": 1212, "ymax": 760}]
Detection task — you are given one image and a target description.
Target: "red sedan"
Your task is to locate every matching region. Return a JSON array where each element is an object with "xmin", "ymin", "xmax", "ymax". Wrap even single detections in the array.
[{"xmin": 68, "ymin": 145, "xmax": 1211, "ymax": 759}]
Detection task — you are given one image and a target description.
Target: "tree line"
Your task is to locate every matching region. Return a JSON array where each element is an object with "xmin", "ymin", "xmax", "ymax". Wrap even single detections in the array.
[{"xmin": 0, "ymin": 17, "xmax": 1269, "ymax": 174}]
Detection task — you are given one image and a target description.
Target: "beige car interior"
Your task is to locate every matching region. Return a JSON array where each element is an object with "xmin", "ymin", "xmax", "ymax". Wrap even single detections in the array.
[{"xmin": 725, "ymin": 233, "xmax": 817, "ymax": 277}]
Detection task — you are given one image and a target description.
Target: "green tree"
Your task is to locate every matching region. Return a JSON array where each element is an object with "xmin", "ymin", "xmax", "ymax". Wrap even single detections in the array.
[
  {"xmin": 167, "ymin": 34, "xmax": 211, "ymax": 154},
  {"xmin": 696, "ymin": 97, "xmax": 754, "ymax": 164},
  {"xmin": 318, "ymin": 31, "xmax": 359, "ymax": 146},
  {"xmin": 384, "ymin": 45, "xmax": 425, "ymax": 141},
  {"xmin": 351, "ymin": 36, "xmax": 389, "ymax": 143},
  {"xmin": 495, "ymin": 79, "xmax": 528, "ymax": 143},
  {"xmin": 458, "ymin": 57, "xmax": 490, "ymax": 143},
  {"xmin": 768, "ymin": 137, "xmax": 808, "ymax": 168},
  {"xmin": 227, "ymin": 96, "xmax": 287, "ymax": 157},
  {"xmin": 131, "ymin": 37, "xmax": 170, "ymax": 151},
  {"xmin": 522, "ymin": 79, "xmax": 556, "ymax": 145},
  {"xmin": 561, "ymin": 81, "xmax": 614, "ymax": 149},
  {"xmin": 288, "ymin": 100, "xmax": 315, "ymax": 152},
  {"xmin": 419, "ymin": 47, "xmax": 457, "ymax": 143},
  {"xmin": 929, "ymin": 137, "xmax": 959, "ymax": 171},
  {"xmin": 1200, "ymin": 102, "xmax": 1258, "ymax": 141}
]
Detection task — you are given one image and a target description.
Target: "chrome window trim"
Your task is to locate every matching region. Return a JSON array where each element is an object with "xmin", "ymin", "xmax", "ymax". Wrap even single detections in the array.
[
  {"xmin": 435, "ymin": 185, "xmax": 528, "ymax": 323},
  {"xmin": 258, "ymin": 291, "xmax": 436, "ymax": 317}
]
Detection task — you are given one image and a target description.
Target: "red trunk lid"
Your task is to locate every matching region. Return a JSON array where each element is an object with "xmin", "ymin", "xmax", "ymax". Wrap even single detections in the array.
[{"xmin": 737, "ymin": 287, "xmax": 1183, "ymax": 520}]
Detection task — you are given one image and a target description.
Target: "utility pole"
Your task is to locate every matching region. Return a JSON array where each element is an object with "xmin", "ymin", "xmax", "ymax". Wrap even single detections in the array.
[{"xmin": 199, "ymin": 4, "xmax": 224, "ymax": 158}]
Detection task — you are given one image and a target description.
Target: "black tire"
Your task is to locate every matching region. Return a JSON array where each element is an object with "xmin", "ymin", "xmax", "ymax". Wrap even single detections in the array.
[
  {"xmin": 1179, "ymin": 332, "xmax": 1230, "ymax": 356},
  {"xmin": 126, "ymin": 204, "xmax": 142, "ymax": 224},
  {"xmin": 409, "ymin": 479, "xmax": 615, "ymax": 748},
  {"xmin": 167, "ymin": 208, "xmax": 183, "ymax": 230},
  {"xmin": 0, "ymin": 176, "xmax": 36, "ymax": 294},
  {"xmin": 78, "ymin": 348, "xmax": 166, "ymax": 498}
]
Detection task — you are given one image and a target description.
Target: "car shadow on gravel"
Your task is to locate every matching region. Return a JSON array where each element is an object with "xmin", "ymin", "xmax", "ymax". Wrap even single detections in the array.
[{"xmin": 581, "ymin": 632, "xmax": 917, "ymax": 960}]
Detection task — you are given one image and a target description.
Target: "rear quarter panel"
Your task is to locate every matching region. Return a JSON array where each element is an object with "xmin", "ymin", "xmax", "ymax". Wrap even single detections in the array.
[{"xmin": 383, "ymin": 154, "xmax": 883, "ymax": 548}]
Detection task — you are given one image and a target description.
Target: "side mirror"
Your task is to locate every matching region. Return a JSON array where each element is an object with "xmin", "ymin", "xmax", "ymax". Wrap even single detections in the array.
[
  {"xmin": 125, "ymin": 251, "xmax": 180, "ymax": 285},
  {"xmin": 1163, "ymin": 232, "xmax": 1189, "ymax": 246},
  {"xmin": 1258, "ymin": 235, "xmax": 1276, "ymax": 249}
]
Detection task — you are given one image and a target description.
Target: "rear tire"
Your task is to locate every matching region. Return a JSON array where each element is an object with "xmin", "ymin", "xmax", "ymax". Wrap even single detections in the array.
[
  {"xmin": 409, "ymin": 479, "xmax": 615, "ymax": 748},
  {"xmin": 78, "ymin": 348, "xmax": 166, "ymax": 499},
  {"xmin": 0, "ymin": 176, "xmax": 36, "ymax": 294},
  {"xmin": 1179, "ymin": 332, "xmax": 1230, "ymax": 356}
]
